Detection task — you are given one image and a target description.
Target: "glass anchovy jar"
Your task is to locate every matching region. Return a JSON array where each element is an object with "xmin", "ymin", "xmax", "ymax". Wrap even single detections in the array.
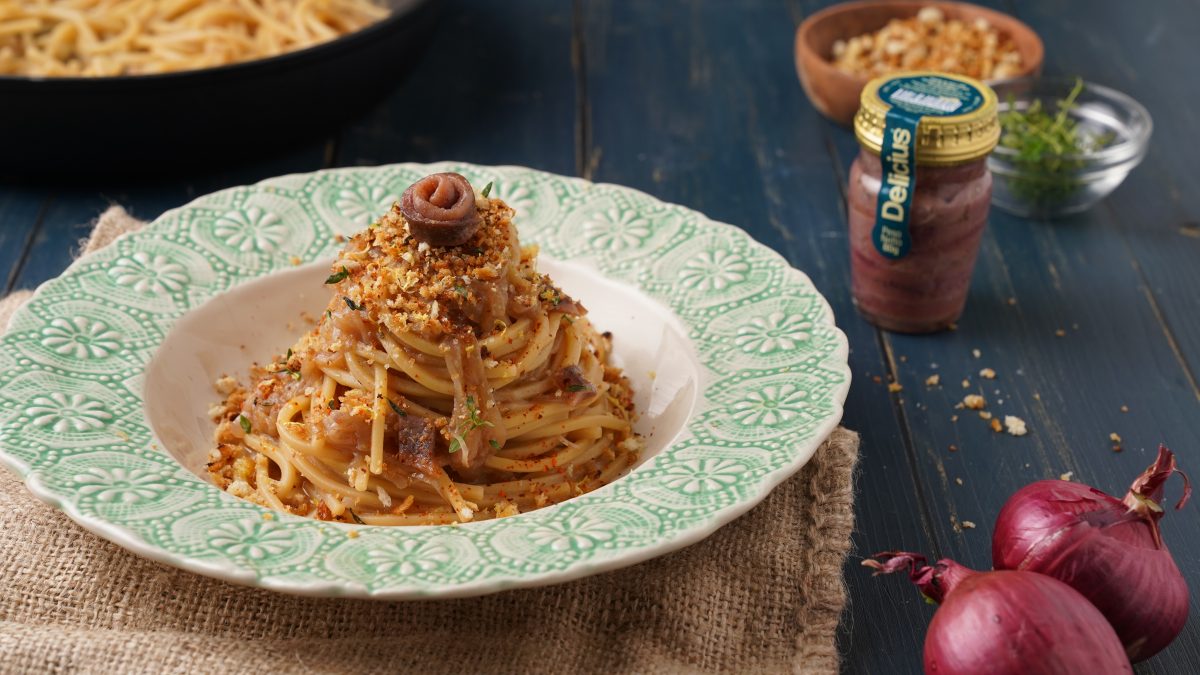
[{"xmin": 848, "ymin": 71, "xmax": 1000, "ymax": 333}]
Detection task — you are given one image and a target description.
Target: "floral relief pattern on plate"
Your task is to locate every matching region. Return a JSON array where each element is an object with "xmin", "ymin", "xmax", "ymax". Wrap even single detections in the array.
[{"xmin": 0, "ymin": 162, "xmax": 849, "ymax": 598}]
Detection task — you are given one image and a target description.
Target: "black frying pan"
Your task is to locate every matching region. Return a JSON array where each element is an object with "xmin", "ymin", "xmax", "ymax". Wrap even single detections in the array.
[{"xmin": 1, "ymin": 0, "xmax": 438, "ymax": 178}]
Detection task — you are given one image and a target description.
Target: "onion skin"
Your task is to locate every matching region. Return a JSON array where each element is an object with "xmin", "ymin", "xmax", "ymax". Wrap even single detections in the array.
[
  {"xmin": 992, "ymin": 446, "xmax": 1191, "ymax": 662},
  {"xmin": 866, "ymin": 552, "xmax": 1131, "ymax": 674}
]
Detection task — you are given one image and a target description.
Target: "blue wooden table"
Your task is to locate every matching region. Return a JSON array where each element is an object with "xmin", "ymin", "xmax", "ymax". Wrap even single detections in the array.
[{"xmin": 4, "ymin": 1, "xmax": 1199, "ymax": 671}]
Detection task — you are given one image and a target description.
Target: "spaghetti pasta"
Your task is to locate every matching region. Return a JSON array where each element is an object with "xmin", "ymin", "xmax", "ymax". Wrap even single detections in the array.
[
  {"xmin": 208, "ymin": 173, "xmax": 642, "ymax": 525},
  {"xmin": 0, "ymin": 0, "xmax": 389, "ymax": 77}
]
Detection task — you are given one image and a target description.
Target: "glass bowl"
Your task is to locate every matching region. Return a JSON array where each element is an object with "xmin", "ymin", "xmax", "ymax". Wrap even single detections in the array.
[{"xmin": 988, "ymin": 77, "xmax": 1152, "ymax": 218}]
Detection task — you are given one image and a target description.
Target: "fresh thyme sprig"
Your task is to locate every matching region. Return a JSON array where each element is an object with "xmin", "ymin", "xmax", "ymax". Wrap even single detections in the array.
[
  {"xmin": 998, "ymin": 78, "xmax": 1114, "ymax": 208},
  {"xmin": 447, "ymin": 395, "xmax": 494, "ymax": 453}
]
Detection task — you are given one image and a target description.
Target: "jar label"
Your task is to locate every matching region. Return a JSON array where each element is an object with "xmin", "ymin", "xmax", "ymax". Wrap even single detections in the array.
[{"xmin": 872, "ymin": 75, "xmax": 986, "ymax": 259}]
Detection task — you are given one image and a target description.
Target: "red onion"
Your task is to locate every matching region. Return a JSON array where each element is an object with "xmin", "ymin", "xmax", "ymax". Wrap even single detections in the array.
[
  {"xmin": 992, "ymin": 445, "xmax": 1191, "ymax": 662},
  {"xmin": 865, "ymin": 552, "xmax": 1131, "ymax": 674}
]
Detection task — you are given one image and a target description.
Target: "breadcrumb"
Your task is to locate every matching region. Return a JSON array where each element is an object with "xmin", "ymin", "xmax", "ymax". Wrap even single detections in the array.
[
  {"xmin": 963, "ymin": 394, "xmax": 986, "ymax": 410},
  {"xmin": 925, "ymin": 374, "xmax": 940, "ymax": 387},
  {"xmin": 1004, "ymin": 415, "xmax": 1028, "ymax": 436},
  {"xmin": 830, "ymin": 6, "xmax": 1022, "ymax": 80},
  {"xmin": 979, "ymin": 368, "xmax": 996, "ymax": 379}
]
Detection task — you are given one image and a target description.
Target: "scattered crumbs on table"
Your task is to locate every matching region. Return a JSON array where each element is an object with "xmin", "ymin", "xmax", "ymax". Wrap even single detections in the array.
[
  {"xmin": 950, "ymin": 516, "xmax": 962, "ymax": 533},
  {"xmin": 1109, "ymin": 432, "xmax": 1122, "ymax": 443},
  {"xmin": 951, "ymin": 415, "xmax": 959, "ymax": 422},
  {"xmin": 930, "ymin": 362, "xmax": 939, "ymax": 370},
  {"xmin": 1015, "ymin": 367, "xmax": 1024, "ymax": 376},
  {"xmin": 262, "ymin": 512, "xmax": 274, "ymax": 521},
  {"xmin": 972, "ymin": 349, "xmax": 982, "ymax": 359},
  {"xmin": 1007, "ymin": 297, "xmax": 1017, "ymax": 305},
  {"xmin": 872, "ymin": 375, "xmax": 882, "ymax": 384},
  {"xmin": 1072, "ymin": 323, "xmax": 1080, "ymax": 331},
  {"xmin": 1055, "ymin": 328, "xmax": 1067, "ymax": 337},
  {"xmin": 997, "ymin": 398, "xmax": 1004, "ymax": 405},
  {"xmin": 961, "ymin": 520, "xmax": 977, "ymax": 530},
  {"xmin": 979, "ymin": 367, "xmax": 996, "ymax": 379},
  {"xmin": 648, "ymin": 370, "xmax": 657, "ymax": 380},
  {"xmin": 289, "ymin": 256, "xmax": 302, "ymax": 266},
  {"xmin": 1004, "ymin": 416, "xmax": 1028, "ymax": 436},
  {"xmin": 961, "ymin": 378, "xmax": 971, "ymax": 388},
  {"xmin": 963, "ymin": 394, "xmax": 986, "ymax": 409},
  {"xmin": 899, "ymin": 355, "xmax": 908, "ymax": 363},
  {"xmin": 888, "ymin": 382, "xmax": 903, "ymax": 393},
  {"xmin": 993, "ymin": 389, "xmax": 1001, "ymax": 396},
  {"xmin": 949, "ymin": 444, "xmax": 959, "ymax": 452},
  {"xmin": 1120, "ymin": 405, "xmax": 1130, "ymax": 413},
  {"xmin": 979, "ymin": 411, "xmax": 993, "ymax": 420},
  {"xmin": 347, "ymin": 530, "xmax": 360, "ymax": 539},
  {"xmin": 334, "ymin": 233, "xmax": 346, "ymax": 243},
  {"xmin": 1060, "ymin": 471, "xmax": 1074, "ymax": 481},
  {"xmin": 1180, "ymin": 222, "xmax": 1200, "ymax": 238},
  {"xmin": 925, "ymin": 374, "xmax": 941, "ymax": 387},
  {"xmin": 1033, "ymin": 392, "xmax": 1041, "ymax": 401},
  {"xmin": 989, "ymin": 417, "xmax": 1003, "ymax": 433},
  {"xmin": 955, "ymin": 477, "xmax": 964, "ymax": 485}
]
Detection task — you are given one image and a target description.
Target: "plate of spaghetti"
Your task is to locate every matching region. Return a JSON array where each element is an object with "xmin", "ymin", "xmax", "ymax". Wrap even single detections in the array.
[
  {"xmin": 0, "ymin": 0, "xmax": 437, "ymax": 175},
  {"xmin": 0, "ymin": 162, "xmax": 850, "ymax": 598}
]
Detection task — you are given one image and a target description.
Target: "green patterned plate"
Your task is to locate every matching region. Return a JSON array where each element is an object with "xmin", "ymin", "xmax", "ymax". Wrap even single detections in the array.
[{"xmin": 0, "ymin": 163, "xmax": 849, "ymax": 598}]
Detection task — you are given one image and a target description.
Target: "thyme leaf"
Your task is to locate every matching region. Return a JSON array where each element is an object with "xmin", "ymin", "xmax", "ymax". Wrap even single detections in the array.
[{"xmin": 324, "ymin": 266, "xmax": 350, "ymax": 284}]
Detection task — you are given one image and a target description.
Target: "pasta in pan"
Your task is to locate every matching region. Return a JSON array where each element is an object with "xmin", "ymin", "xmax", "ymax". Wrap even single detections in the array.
[
  {"xmin": 208, "ymin": 173, "xmax": 642, "ymax": 525},
  {"xmin": 0, "ymin": 0, "xmax": 389, "ymax": 77}
]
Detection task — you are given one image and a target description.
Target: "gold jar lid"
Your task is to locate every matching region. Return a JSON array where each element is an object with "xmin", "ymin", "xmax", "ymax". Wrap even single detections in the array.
[{"xmin": 854, "ymin": 71, "xmax": 999, "ymax": 166}]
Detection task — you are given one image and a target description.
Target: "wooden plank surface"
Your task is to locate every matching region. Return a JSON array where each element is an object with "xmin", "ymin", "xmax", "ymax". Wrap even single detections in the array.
[
  {"xmin": 577, "ymin": 3, "xmax": 939, "ymax": 671},
  {"xmin": 1, "ymin": 0, "xmax": 1199, "ymax": 672}
]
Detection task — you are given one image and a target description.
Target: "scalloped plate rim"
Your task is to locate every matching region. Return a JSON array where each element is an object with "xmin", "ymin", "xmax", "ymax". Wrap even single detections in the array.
[{"xmin": 0, "ymin": 161, "xmax": 851, "ymax": 599}]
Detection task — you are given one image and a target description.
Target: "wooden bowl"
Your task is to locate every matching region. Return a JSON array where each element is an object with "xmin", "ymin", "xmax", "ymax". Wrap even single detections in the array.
[{"xmin": 795, "ymin": 1, "xmax": 1044, "ymax": 126}]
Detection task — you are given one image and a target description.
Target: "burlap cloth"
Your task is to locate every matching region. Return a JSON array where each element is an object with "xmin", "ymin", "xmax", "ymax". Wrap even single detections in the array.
[{"xmin": 0, "ymin": 207, "xmax": 860, "ymax": 675}]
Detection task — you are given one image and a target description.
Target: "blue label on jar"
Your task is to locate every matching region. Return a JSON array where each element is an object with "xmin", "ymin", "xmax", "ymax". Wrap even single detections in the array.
[{"xmin": 872, "ymin": 75, "xmax": 985, "ymax": 259}]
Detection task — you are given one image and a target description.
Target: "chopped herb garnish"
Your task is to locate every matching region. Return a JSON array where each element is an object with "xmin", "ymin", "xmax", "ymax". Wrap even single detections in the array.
[
  {"xmin": 567, "ymin": 384, "xmax": 590, "ymax": 392},
  {"xmin": 324, "ymin": 266, "xmax": 350, "ymax": 284},
  {"xmin": 454, "ymin": 285, "xmax": 468, "ymax": 297},
  {"xmin": 276, "ymin": 366, "xmax": 301, "ymax": 380},
  {"xmin": 562, "ymin": 315, "xmax": 575, "ymax": 325},
  {"xmin": 387, "ymin": 398, "xmax": 407, "ymax": 416},
  {"xmin": 326, "ymin": 309, "xmax": 332, "ymax": 319},
  {"xmin": 489, "ymin": 439, "xmax": 501, "ymax": 450},
  {"xmin": 348, "ymin": 510, "xmax": 366, "ymax": 525},
  {"xmin": 343, "ymin": 296, "xmax": 363, "ymax": 311},
  {"xmin": 286, "ymin": 348, "xmax": 293, "ymax": 360},
  {"xmin": 480, "ymin": 181, "xmax": 493, "ymax": 198},
  {"xmin": 238, "ymin": 414, "xmax": 251, "ymax": 434},
  {"xmin": 446, "ymin": 396, "xmax": 492, "ymax": 454},
  {"xmin": 464, "ymin": 396, "xmax": 494, "ymax": 430},
  {"xmin": 328, "ymin": 398, "xmax": 339, "ymax": 411}
]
